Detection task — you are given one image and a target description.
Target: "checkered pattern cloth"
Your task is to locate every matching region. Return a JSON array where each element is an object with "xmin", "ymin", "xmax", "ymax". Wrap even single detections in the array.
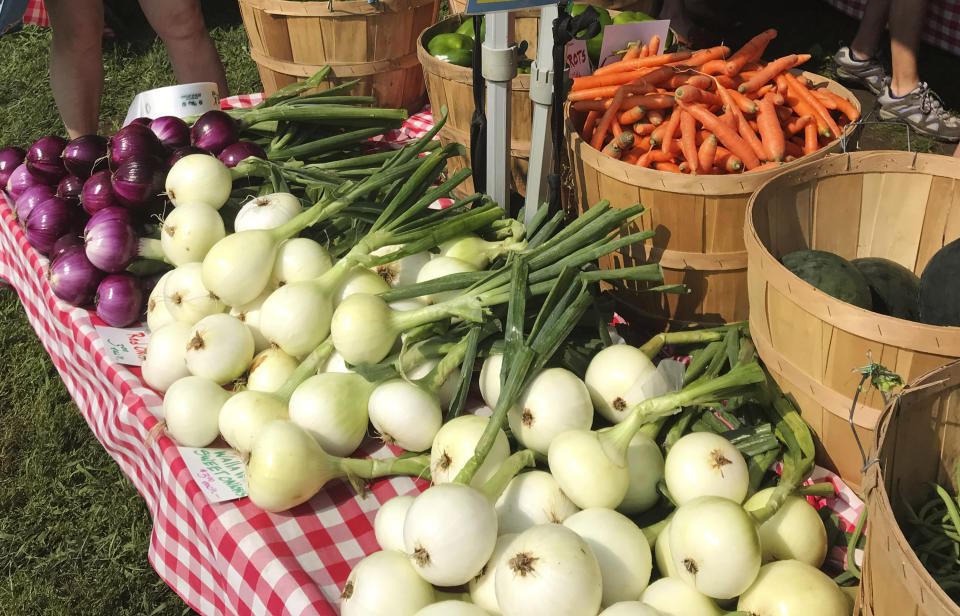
[
  {"xmin": 22, "ymin": 0, "xmax": 47, "ymax": 27},
  {"xmin": 826, "ymin": 0, "xmax": 960, "ymax": 57}
]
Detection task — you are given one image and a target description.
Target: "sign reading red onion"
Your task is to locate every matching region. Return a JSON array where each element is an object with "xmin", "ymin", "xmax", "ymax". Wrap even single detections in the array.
[
  {"xmin": 190, "ymin": 110, "xmax": 239, "ymax": 155},
  {"xmin": 81, "ymin": 169, "xmax": 119, "ymax": 215},
  {"xmin": 111, "ymin": 158, "xmax": 165, "ymax": 207},
  {"xmin": 0, "ymin": 146, "xmax": 25, "ymax": 188},
  {"xmin": 96, "ymin": 273, "xmax": 144, "ymax": 327},
  {"xmin": 84, "ymin": 218, "xmax": 139, "ymax": 272},
  {"xmin": 7, "ymin": 163, "xmax": 46, "ymax": 200},
  {"xmin": 218, "ymin": 141, "xmax": 266, "ymax": 168},
  {"xmin": 109, "ymin": 124, "xmax": 163, "ymax": 169},
  {"xmin": 26, "ymin": 196, "xmax": 75, "ymax": 255},
  {"xmin": 48, "ymin": 245, "xmax": 104, "ymax": 306},
  {"xmin": 15, "ymin": 184, "xmax": 56, "ymax": 224},
  {"xmin": 149, "ymin": 116, "xmax": 190, "ymax": 151},
  {"xmin": 61, "ymin": 135, "xmax": 108, "ymax": 179}
]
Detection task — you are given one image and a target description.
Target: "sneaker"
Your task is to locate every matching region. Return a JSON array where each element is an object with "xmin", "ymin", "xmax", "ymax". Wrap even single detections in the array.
[
  {"xmin": 833, "ymin": 46, "xmax": 888, "ymax": 95},
  {"xmin": 877, "ymin": 82, "xmax": 960, "ymax": 142}
]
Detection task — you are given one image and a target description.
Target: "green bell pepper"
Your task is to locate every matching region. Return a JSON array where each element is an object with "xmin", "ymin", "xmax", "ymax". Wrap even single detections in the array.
[
  {"xmin": 428, "ymin": 33, "xmax": 475, "ymax": 67},
  {"xmin": 455, "ymin": 16, "xmax": 485, "ymax": 40},
  {"xmin": 612, "ymin": 11, "xmax": 654, "ymax": 25}
]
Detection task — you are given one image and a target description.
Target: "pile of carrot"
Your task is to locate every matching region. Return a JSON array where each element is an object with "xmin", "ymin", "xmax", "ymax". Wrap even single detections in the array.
[{"xmin": 568, "ymin": 29, "xmax": 859, "ymax": 173}]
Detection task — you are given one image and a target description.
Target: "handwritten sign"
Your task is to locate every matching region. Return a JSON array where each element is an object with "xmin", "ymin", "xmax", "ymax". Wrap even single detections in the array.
[
  {"xmin": 95, "ymin": 325, "xmax": 149, "ymax": 366},
  {"xmin": 465, "ymin": 0, "xmax": 554, "ymax": 14},
  {"xmin": 598, "ymin": 20, "xmax": 671, "ymax": 68},
  {"xmin": 178, "ymin": 447, "xmax": 248, "ymax": 503},
  {"xmin": 565, "ymin": 39, "xmax": 592, "ymax": 78}
]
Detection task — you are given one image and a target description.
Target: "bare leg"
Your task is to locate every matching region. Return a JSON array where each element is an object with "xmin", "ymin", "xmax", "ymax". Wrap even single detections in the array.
[
  {"xmin": 45, "ymin": 0, "xmax": 105, "ymax": 138},
  {"xmin": 137, "ymin": 0, "xmax": 228, "ymax": 97},
  {"xmin": 887, "ymin": 0, "xmax": 927, "ymax": 96},
  {"xmin": 851, "ymin": 0, "xmax": 892, "ymax": 59}
]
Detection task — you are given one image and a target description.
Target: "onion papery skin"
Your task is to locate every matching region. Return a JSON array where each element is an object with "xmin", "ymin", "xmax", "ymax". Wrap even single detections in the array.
[
  {"xmin": 162, "ymin": 375, "xmax": 230, "ymax": 447},
  {"xmin": 640, "ymin": 577, "xmax": 720, "ymax": 616},
  {"xmin": 183, "ymin": 313, "xmax": 255, "ymax": 385},
  {"xmin": 15, "ymin": 184, "xmax": 56, "ymax": 224},
  {"xmin": 584, "ymin": 344, "xmax": 658, "ymax": 424},
  {"xmin": 370, "ymin": 245, "xmax": 431, "ymax": 288},
  {"xmin": 288, "ymin": 373, "xmax": 371, "ymax": 457},
  {"xmin": 403, "ymin": 483, "xmax": 498, "ymax": 587},
  {"xmin": 618, "ymin": 432, "xmax": 665, "ymax": 515},
  {"xmin": 413, "ymin": 601, "xmax": 489, "ymax": 616},
  {"xmin": 259, "ymin": 280, "xmax": 334, "ymax": 357},
  {"xmin": 373, "ymin": 494, "xmax": 415, "ymax": 553},
  {"xmin": 599, "ymin": 602, "xmax": 667, "ymax": 616},
  {"xmin": 141, "ymin": 321, "xmax": 193, "ymax": 392},
  {"xmin": 430, "ymin": 414, "xmax": 510, "ymax": 487},
  {"xmin": 547, "ymin": 428, "xmax": 630, "ymax": 509},
  {"xmin": 235, "ymin": 193, "xmax": 303, "ymax": 234},
  {"xmin": 415, "ymin": 256, "xmax": 478, "ymax": 304},
  {"xmin": 563, "ymin": 508, "xmax": 653, "ymax": 606},
  {"xmin": 95, "ymin": 273, "xmax": 143, "ymax": 327},
  {"xmin": 166, "ymin": 153, "xmax": 233, "ymax": 209},
  {"xmin": 160, "ymin": 201, "xmax": 226, "ymax": 266},
  {"xmin": 218, "ymin": 389, "xmax": 288, "ymax": 454},
  {"xmin": 736, "ymin": 560, "xmax": 850, "ymax": 616},
  {"xmin": 56, "ymin": 175, "xmax": 84, "ymax": 204},
  {"xmin": 478, "ymin": 352, "xmax": 503, "ymax": 408},
  {"xmin": 469, "ymin": 532, "xmax": 519, "ymax": 613},
  {"xmin": 654, "ymin": 520, "xmax": 676, "ymax": 577},
  {"xmin": 340, "ymin": 550, "xmax": 435, "ymax": 616},
  {"xmin": 61, "ymin": 135, "xmax": 107, "ymax": 179},
  {"xmin": 7, "ymin": 163, "xmax": 45, "ymax": 201},
  {"xmin": 48, "ymin": 246, "xmax": 104, "ymax": 306},
  {"xmin": 218, "ymin": 141, "xmax": 266, "ymax": 168},
  {"xmin": 26, "ymin": 197, "xmax": 75, "ymax": 255},
  {"xmin": 84, "ymin": 219, "xmax": 138, "ymax": 273},
  {"xmin": 664, "ymin": 431, "xmax": 749, "ymax": 506},
  {"xmin": 109, "ymin": 123, "xmax": 163, "ymax": 168},
  {"xmin": 26, "ymin": 135, "xmax": 68, "ymax": 184},
  {"xmin": 270, "ymin": 237, "xmax": 331, "ymax": 287},
  {"xmin": 190, "ymin": 110, "xmax": 239, "ymax": 155},
  {"xmin": 0, "ymin": 146, "xmax": 25, "ymax": 188},
  {"xmin": 146, "ymin": 270, "xmax": 176, "ymax": 331},
  {"xmin": 111, "ymin": 158, "xmax": 165, "ymax": 207},
  {"xmin": 334, "ymin": 268, "xmax": 390, "ymax": 306},
  {"xmin": 496, "ymin": 470, "xmax": 580, "ymax": 535},
  {"xmin": 148, "ymin": 116, "xmax": 190, "ymax": 151},
  {"xmin": 742, "ymin": 488, "xmax": 828, "ymax": 567},
  {"xmin": 367, "ymin": 379, "xmax": 442, "ymax": 452},
  {"xmin": 507, "ymin": 367, "xmax": 594, "ymax": 454},
  {"xmin": 84, "ymin": 206, "xmax": 131, "ymax": 235},
  {"xmin": 80, "ymin": 169, "xmax": 118, "ymax": 215},
  {"xmin": 167, "ymin": 145, "xmax": 206, "ymax": 167},
  {"xmin": 228, "ymin": 289, "xmax": 273, "ymax": 353},
  {"xmin": 494, "ymin": 523, "xmax": 603, "ymax": 616},
  {"xmin": 246, "ymin": 347, "xmax": 298, "ymax": 393},
  {"xmin": 163, "ymin": 262, "xmax": 226, "ymax": 325}
]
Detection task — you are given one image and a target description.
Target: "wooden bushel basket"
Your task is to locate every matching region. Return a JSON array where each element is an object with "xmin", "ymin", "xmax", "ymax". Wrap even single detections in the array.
[
  {"xmin": 237, "ymin": 0, "xmax": 439, "ymax": 112},
  {"xmin": 565, "ymin": 73, "xmax": 858, "ymax": 327},
  {"xmin": 449, "ymin": 0, "xmax": 657, "ymax": 14},
  {"xmin": 858, "ymin": 360, "xmax": 960, "ymax": 616},
  {"xmin": 745, "ymin": 151, "xmax": 960, "ymax": 490}
]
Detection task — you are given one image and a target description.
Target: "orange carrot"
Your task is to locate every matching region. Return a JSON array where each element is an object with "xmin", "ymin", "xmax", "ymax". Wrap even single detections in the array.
[
  {"xmin": 619, "ymin": 105, "xmax": 648, "ymax": 125},
  {"xmin": 660, "ymin": 109, "xmax": 682, "ymax": 156},
  {"xmin": 593, "ymin": 51, "xmax": 694, "ymax": 76},
  {"xmin": 803, "ymin": 121, "xmax": 819, "ymax": 155},
  {"xmin": 649, "ymin": 123, "xmax": 667, "ymax": 147},
  {"xmin": 648, "ymin": 34, "xmax": 661, "ymax": 56},
  {"xmin": 633, "ymin": 122, "xmax": 656, "ymax": 135},
  {"xmin": 811, "ymin": 89, "xmax": 838, "ymax": 110},
  {"xmin": 783, "ymin": 114, "xmax": 813, "ymax": 136},
  {"xmin": 714, "ymin": 74, "xmax": 740, "ymax": 90},
  {"xmin": 568, "ymin": 85, "xmax": 622, "ymax": 101},
  {"xmin": 665, "ymin": 73, "xmax": 712, "ymax": 90},
  {"xmin": 727, "ymin": 88, "xmax": 758, "ymax": 114},
  {"xmin": 571, "ymin": 69, "xmax": 660, "ymax": 93},
  {"xmin": 782, "ymin": 71, "xmax": 841, "ymax": 138},
  {"xmin": 636, "ymin": 149, "xmax": 674, "ymax": 168},
  {"xmin": 698, "ymin": 133, "xmax": 718, "ymax": 171},
  {"xmin": 700, "ymin": 59, "xmax": 729, "ymax": 75},
  {"xmin": 636, "ymin": 135, "xmax": 652, "ymax": 151},
  {"xmin": 724, "ymin": 29, "xmax": 778, "ymax": 76},
  {"xmin": 775, "ymin": 105, "xmax": 793, "ymax": 124},
  {"xmin": 747, "ymin": 161, "xmax": 783, "ymax": 173},
  {"xmin": 717, "ymin": 83, "xmax": 766, "ymax": 161},
  {"xmin": 756, "ymin": 83, "xmax": 777, "ymax": 98},
  {"xmin": 783, "ymin": 139, "xmax": 803, "ymax": 158},
  {"xmin": 686, "ymin": 46, "xmax": 731, "ymax": 67},
  {"xmin": 602, "ymin": 131, "xmax": 634, "ymax": 158},
  {"xmin": 654, "ymin": 161, "xmax": 683, "ymax": 173},
  {"xmin": 622, "ymin": 150, "xmax": 642, "ymax": 164},
  {"xmin": 611, "ymin": 120, "xmax": 623, "ymax": 137},
  {"xmin": 714, "ymin": 146, "xmax": 744, "ymax": 173},
  {"xmin": 581, "ymin": 110, "xmax": 600, "ymax": 142},
  {"xmin": 721, "ymin": 109, "xmax": 738, "ymax": 132},
  {"xmin": 757, "ymin": 93, "xmax": 785, "ymax": 161},
  {"xmin": 602, "ymin": 142, "xmax": 624, "ymax": 158},
  {"xmin": 679, "ymin": 110, "xmax": 699, "ymax": 173},
  {"xmin": 622, "ymin": 43, "xmax": 642, "ymax": 62},
  {"xmin": 591, "ymin": 85, "xmax": 632, "ymax": 150},
  {"xmin": 738, "ymin": 54, "xmax": 802, "ymax": 93},
  {"xmin": 680, "ymin": 101, "xmax": 761, "ymax": 169},
  {"xmin": 640, "ymin": 44, "xmax": 650, "ymax": 58},
  {"xmin": 674, "ymin": 86, "xmax": 721, "ymax": 106},
  {"xmin": 814, "ymin": 88, "xmax": 860, "ymax": 122},
  {"xmin": 647, "ymin": 109, "xmax": 665, "ymax": 126}
]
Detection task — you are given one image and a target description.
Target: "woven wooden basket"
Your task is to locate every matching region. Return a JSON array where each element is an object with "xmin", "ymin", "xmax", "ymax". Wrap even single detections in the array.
[
  {"xmin": 565, "ymin": 73, "xmax": 858, "ymax": 327},
  {"xmin": 745, "ymin": 151, "xmax": 960, "ymax": 490},
  {"xmin": 238, "ymin": 0, "xmax": 439, "ymax": 112},
  {"xmin": 449, "ymin": 0, "xmax": 657, "ymax": 14},
  {"xmin": 858, "ymin": 359, "xmax": 960, "ymax": 615}
]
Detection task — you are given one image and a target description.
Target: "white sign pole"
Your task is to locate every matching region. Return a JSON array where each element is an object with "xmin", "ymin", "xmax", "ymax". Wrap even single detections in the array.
[
  {"xmin": 482, "ymin": 13, "xmax": 517, "ymax": 212},
  {"xmin": 523, "ymin": 5, "xmax": 560, "ymax": 225}
]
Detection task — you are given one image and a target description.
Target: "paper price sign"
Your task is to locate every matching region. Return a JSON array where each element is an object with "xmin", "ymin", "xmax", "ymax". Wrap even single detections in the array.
[
  {"xmin": 179, "ymin": 447, "xmax": 248, "ymax": 503},
  {"xmin": 95, "ymin": 325, "xmax": 148, "ymax": 366},
  {"xmin": 565, "ymin": 39, "xmax": 592, "ymax": 78},
  {"xmin": 598, "ymin": 20, "xmax": 671, "ymax": 68}
]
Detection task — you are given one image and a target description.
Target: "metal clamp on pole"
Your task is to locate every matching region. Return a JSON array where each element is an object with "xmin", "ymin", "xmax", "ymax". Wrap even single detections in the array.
[{"xmin": 480, "ymin": 42, "xmax": 518, "ymax": 82}]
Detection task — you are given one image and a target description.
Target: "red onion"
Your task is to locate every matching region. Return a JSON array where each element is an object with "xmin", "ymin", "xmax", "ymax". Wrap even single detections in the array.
[
  {"xmin": 167, "ymin": 145, "xmax": 207, "ymax": 167},
  {"xmin": 26, "ymin": 135, "xmax": 69, "ymax": 184},
  {"xmin": 190, "ymin": 110, "xmax": 239, "ymax": 155},
  {"xmin": 84, "ymin": 218, "xmax": 138, "ymax": 272},
  {"xmin": 48, "ymin": 245, "xmax": 104, "ymax": 306},
  {"xmin": 15, "ymin": 184, "xmax": 56, "ymax": 223},
  {"xmin": 96, "ymin": 273, "xmax": 143, "ymax": 326},
  {"xmin": 0, "ymin": 146, "xmax": 25, "ymax": 188},
  {"xmin": 111, "ymin": 158, "xmax": 165, "ymax": 207},
  {"xmin": 109, "ymin": 124, "xmax": 163, "ymax": 168},
  {"xmin": 81, "ymin": 169, "xmax": 118, "ymax": 215},
  {"xmin": 7, "ymin": 163, "xmax": 46, "ymax": 200},
  {"xmin": 84, "ymin": 206, "xmax": 131, "ymax": 235},
  {"xmin": 26, "ymin": 197, "xmax": 75, "ymax": 255},
  {"xmin": 218, "ymin": 141, "xmax": 266, "ymax": 168},
  {"xmin": 50, "ymin": 233, "xmax": 83, "ymax": 261},
  {"xmin": 57, "ymin": 175, "xmax": 84, "ymax": 204},
  {"xmin": 61, "ymin": 135, "xmax": 108, "ymax": 179},
  {"xmin": 130, "ymin": 117, "xmax": 152, "ymax": 126},
  {"xmin": 149, "ymin": 116, "xmax": 190, "ymax": 151}
]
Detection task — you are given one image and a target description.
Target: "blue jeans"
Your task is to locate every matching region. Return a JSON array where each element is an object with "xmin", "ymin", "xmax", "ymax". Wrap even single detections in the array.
[{"xmin": 0, "ymin": 0, "xmax": 30, "ymax": 37}]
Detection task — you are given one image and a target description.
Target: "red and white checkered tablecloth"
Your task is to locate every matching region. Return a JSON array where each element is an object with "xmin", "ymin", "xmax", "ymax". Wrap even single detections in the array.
[
  {"xmin": 825, "ymin": 0, "xmax": 960, "ymax": 57},
  {"xmin": 23, "ymin": 0, "xmax": 48, "ymax": 27}
]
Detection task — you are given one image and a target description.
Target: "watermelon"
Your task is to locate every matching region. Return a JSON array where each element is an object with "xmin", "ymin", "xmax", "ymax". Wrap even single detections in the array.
[
  {"xmin": 919, "ymin": 237, "xmax": 960, "ymax": 326},
  {"xmin": 781, "ymin": 250, "xmax": 873, "ymax": 310},
  {"xmin": 852, "ymin": 257, "xmax": 921, "ymax": 321}
]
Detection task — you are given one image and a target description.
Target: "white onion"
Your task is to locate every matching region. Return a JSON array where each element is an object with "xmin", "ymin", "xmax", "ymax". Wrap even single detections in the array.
[
  {"xmin": 141, "ymin": 321, "xmax": 193, "ymax": 392},
  {"xmin": 547, "ymin": 428, "xmax": 629, "ymax": 509},
  {"xmin": 288, "ymin": 373, "xmax": 371, "ymax": 457},
  {"xmin": 259, "ymin": 280, "xmax": 335, "ymax": 357},
  {"xmin": 403, "ymin": 483, "xmax": 498, "ymax": 586},
  {"xmin": 162, "ymin": 376, "xmax": 229, "ymax": 447},
  {"xmin": 599, "ymin": 602, "xmax": 666, "ymax": 616},
  {"xmin": 507, "ymin": 367, "xmax": 593, "ymax": 454},
  {"xmin": 618, "ymin": 432, "xmax": 665, "ymax": 515},
  {"xmin": 335, "ymin": 267, "xmax": 390, "ymax": 305},
  {"xmin": 653, "ymin": 519, "xmax": 676, "ymax": 577},
  {"xmin": 340, "ymin": 550, "xmax": 435, "ymax": 616},
  {"xmin": 668, "ymin": 496, "xmax": 761, "ymax": 599},
  {"xmin": 246, "ymin": 347, "xmax": 298, "ymax": 393},
  {"xmin": 330, "ymin": 293, "xmax": 428, "ymax": 365},
  {"xmin": 368, "ymin": 379, "xmax": 442, "ymax": 452},
  {"xmin": 495, "ymin": 470, "xmax": 579, "ymax": 535},
  {"xmin": 469, "ymin": 533, "xmax": 518, "ymax": 614},
  {"xmin": 146, "ymin": 270, "xmax": 176, "ymax": 331},
  {"xmin": 320, "ymin": 350, "xmax": 353, "ymax": 374},
  {"xmin": 371, "ymin": 244, "xmax": 431, "ymax": 288},
  {"xmin": 564, "ymin": 508, "xmax": 652, "ymax": 606},
  {"xmin": 413, "ymin": 601, "xmax": 489, "ymax": 616},
  {"xmin": 229, "ymin": 289, "xmax": 273, "ymax": 353},
  {"xmin": 495, "ymin": 523, "xmax": 602, "ymax": 616},
  {"xmin": 438, "ymin": 233, "xmax": 517, "ymax": 270},
  {"xmin": 270, "ymin": 237, "xmax": 333, "ymax": 287},
  {"xmin": 184, "ymin": 314, "xmax": 255, "ymax": 385},
  {"xmin": 406, "ymin": 358, "xmax": 458, "ymax": 409},
  {"xmin": 218, "ymin": 389, "xmax": 288, "ymax": 454},
  {"xmin": 584, "ymin": 344, "xmax": 657, "ymax": 423},
  {"xmin": 374, "ymin": 494, "xmax": 415, "ymax": 553},
  {"xmin": 664, "ymin": 431, "xmax": 749, "ymax": 505},
  {"xmin": 478, "ymin": 353, "xmax": 503, "ymax": 408},
  {"xmin": 163, "ymin": 262, "xmax": 225, "ymax": 325},
  {"xmin": 742, "ymin": 487, "xmax": 828, "ymax": 567},
  {"xmin": 165, "ymin": 154, "xmax": 232, "ymax": 209},
  {"xmin": 415, "ymin": 256, "xmax": 477, "ymax": 304},
  {"xmin": 234, "ymin": 192, "xmax": 302, "ymax": 232},
  {"xmin": 160, "ymin": 202, "xmax": 225, "ymax": 266},
  {"xmin": 431, "ymin": 415, "xmax": 510, "ymax": 487},
  {"xmin": 737, "ymin": 560, "xmax": 851, "ymax": 616},
  {"xmin": 640, "ymin": 577, "xmax": 720, "ymax": 616},
  {"xmin": 201, "ymin": 228, "xmax": 282, "ymax": 307}
]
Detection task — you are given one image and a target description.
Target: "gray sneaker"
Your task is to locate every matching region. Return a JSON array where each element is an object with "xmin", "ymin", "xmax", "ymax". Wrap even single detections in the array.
[
  {"xmin": 876, "ymin": 82, "xmax": 960, "ymax": 142},
  {"xmin": 833, "ymin": 46, "xmax": 888, "ymax": 95}
]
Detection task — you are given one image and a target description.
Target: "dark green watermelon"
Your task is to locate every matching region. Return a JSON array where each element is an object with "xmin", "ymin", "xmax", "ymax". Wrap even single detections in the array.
[
  {"xmin": 852, "ymin": 257, "xmax": 921, "ymax": 321},
  {"xmin": 781, "ymin": 249, "xmax": 873, "ymax": 310},
  {"xmin": 919, "ymin": 238, "xmax": 960, "ymax": 326}
]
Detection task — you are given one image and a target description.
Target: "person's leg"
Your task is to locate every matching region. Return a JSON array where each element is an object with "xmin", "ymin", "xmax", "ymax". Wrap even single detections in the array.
[
  {"xmin": 137, "ymin": 0, "xmax": 228, "ymax": 97},
  {"xmin": 887, "ymin": 0, "xmax": 926, "ymax": 96},
  {"xmin": 45, "ymin": 0, "xmax": 105, "ymax": 138},
  {"xmin": 850, "ymin": 0, "xmax": 892, "ymax": 59}
]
